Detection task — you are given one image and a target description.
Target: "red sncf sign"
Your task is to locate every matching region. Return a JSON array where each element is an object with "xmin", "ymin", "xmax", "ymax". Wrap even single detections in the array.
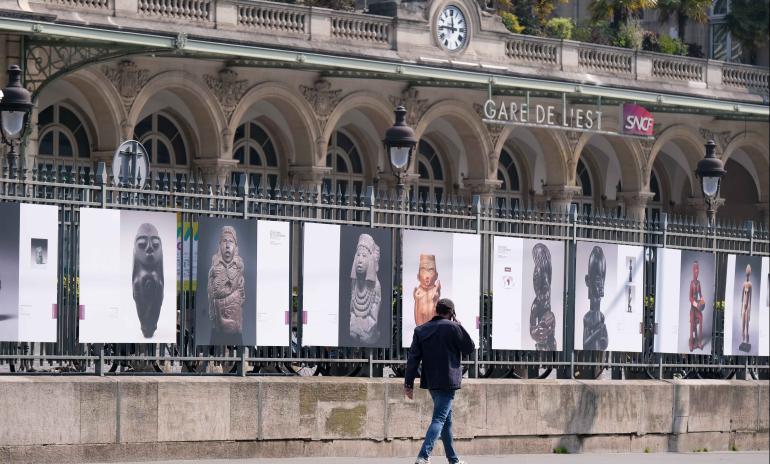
[{"xmin": 621, "ymin": 103, "xmax": 654, "ymax": 137}]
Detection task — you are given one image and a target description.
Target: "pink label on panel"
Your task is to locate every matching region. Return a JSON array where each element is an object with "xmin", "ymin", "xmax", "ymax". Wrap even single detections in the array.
[
  {"xmin": 302, "ymin": 311, "xmax": 308, "ymax": 325},
  {"xmin": 52, "ymin": 304, "xmax": 58, "ymax": 319},
  {"xmin": 475, "ymin": 316, "xmax": 480, "ymax": 329},
  {"xmin": 78, "ymin": 305, "xmax": 85, "ymax": 320},
  {"xmin": 285, "ymin": 311, "xmax": 290, "ymax": 325}
]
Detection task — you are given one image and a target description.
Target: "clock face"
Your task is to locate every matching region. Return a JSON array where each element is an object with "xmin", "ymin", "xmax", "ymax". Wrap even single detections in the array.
[{"xmin": 436, "ymin": 5, "xmax": 468, "ymax": 51}]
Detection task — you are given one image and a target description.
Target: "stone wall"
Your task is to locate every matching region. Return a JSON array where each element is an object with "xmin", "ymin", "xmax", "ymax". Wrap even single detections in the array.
[{"xmin": 0, "ymin": 377, "xmax": 767, "ymax": 463}]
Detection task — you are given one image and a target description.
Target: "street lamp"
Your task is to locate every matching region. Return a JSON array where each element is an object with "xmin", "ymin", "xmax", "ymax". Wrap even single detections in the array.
[
  {"xmin": 383, "ymin": 105, "xmax": 417, "ymax": 201},
  {"xmin": 695, "ymin": 139, "xmax": 726, "ymax": 227},
  {"xmin": 0, "ymin": 65, "xmax": 33, "ymax": 178}
]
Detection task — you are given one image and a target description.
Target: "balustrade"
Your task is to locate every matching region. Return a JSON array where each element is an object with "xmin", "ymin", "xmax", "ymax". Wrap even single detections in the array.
[
  {"xmin": 331, "ymin": 16, "xmax": 391, "ymax": 46},
  {"xmin": 578, "ymin": 45, "xmax": 634, "ymax": 75},
  {"xmin": 41, "ymin": 0, "xmax": 111, "ymax": 8},
  {"xmin": 722, "ymin": 64, "xmax": 770, "ymax": 92},
  {"xmin": 652, "ymin": 55, "xmax": 705, "ymax": 82},
  {"xmin": 138, "ymin": 0, "xmax": 212, "ymax": 22},
  {"xmin": 237, "ymin": 2, "xmax": 308, "ymax": 34},
  {"xmin": 505, "ymin": 36, "xmax": 559, "ymax": 65}
]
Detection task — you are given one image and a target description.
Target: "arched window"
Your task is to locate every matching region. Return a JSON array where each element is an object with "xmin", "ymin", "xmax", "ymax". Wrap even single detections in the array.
[
  {"xmin": 646, "ymin": 169, "xmax": 663, "ymax": 221},
  {"xmin": 323, "ymin": 130, "xmax": 365, "ymax": 198},
  {"xmin": 133, "ymin": 113, "xmax": 189, "ymax": 181},
  {"xmin": 573, "ymin": 159, "xmax": 594, "ymax": 215},
  {"xmin": 495, "ymin": 148, "xmax": 522, "ymax": 211},
  {"xmin": 415, "ymin": 140, "xmax": 446, "ymax": 205},
  {"xmin": 37, "ymin": 104, "xmax": 91, "ymax": 171},
  {"xmin": 231, "ymin": 121, "xmax": 280, "ymax": 191}
]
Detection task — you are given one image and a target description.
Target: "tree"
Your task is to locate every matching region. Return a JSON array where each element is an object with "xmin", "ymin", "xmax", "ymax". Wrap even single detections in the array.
[
  {"xmin": 726, "ymin": 0, "xmax": 770, "ymax": 63},
  {"xmin": 656, "ymin": 0, "xmax": 711, "ymax": 41},
  {"xmin": 589, "ymin": 0, "xmax": 658, "ymax": 29},
  {"xmin": 507, "ymin": 0, "xmax": 566, "ymax": 35}
]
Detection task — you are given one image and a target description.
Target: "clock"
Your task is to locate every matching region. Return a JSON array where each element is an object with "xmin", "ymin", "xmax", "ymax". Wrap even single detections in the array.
[{"xmin": 436, "ymin": 5, "xmax": 468, "ymax": 51}]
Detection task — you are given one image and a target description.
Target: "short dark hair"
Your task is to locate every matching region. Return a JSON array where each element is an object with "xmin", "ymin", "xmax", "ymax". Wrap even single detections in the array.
[{"xmin": 436, "ymin": 298, "xmax": 455, "ymax": 316}]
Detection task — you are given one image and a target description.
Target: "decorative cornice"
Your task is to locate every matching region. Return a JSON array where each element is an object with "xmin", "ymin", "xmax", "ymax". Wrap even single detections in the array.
[
  {"xmin": 389, "ymin": 87, "xmax": 429, "ymax": 128},
  {"xmin": 300, "ymin": 80, "xmax": 342, "ymax": 132},
  {"xmin": 618, "ymin": 190, "xmax": 656, "ymax": 208},
  {"xmin": 204, "ymin": 69, "xmax": 248, "ymax": 121},
  {"xmin": 102, "ymin": 60, "xmax": 150, "ymax": 113},
  {"xmin": 473, "ymin": 102, "xmax": 504, "ymax": 149},
  {"xmin": 698, "ymin": 128, "xmax": 732, "ymax": 153}
]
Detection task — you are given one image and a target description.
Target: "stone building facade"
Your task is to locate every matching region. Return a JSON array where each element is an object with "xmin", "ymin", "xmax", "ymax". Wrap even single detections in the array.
[{"xmin": 0, "ymin": 0, "xmax": 767, "ymax": 225}]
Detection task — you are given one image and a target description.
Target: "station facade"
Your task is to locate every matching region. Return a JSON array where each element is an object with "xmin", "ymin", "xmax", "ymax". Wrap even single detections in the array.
[{"xmin": 0, "ymin": 0, "xmax": 767, "ymax": 225}]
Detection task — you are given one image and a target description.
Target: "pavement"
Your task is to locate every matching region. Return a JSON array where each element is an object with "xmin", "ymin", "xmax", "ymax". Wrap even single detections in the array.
[{"xmin": 107, "ymin": 452, "xmax": 769, "ymax": 464}]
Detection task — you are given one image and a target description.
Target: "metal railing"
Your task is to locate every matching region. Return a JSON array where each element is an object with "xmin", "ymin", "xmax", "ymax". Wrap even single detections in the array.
[{"xmin": 0, "ymin": 163, "xmax": 767, "ymax": 380}]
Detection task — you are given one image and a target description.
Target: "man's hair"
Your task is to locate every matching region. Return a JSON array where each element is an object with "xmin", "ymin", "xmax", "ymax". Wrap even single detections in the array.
[{"xmin": 436, "ymin": 298, "xmax": 455, "ymax": 316}]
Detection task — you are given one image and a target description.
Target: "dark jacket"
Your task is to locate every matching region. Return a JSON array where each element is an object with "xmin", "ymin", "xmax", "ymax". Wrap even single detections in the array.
[{"xmin": 404, "ymin": 316, "xmax": 476, "ymax": 390}]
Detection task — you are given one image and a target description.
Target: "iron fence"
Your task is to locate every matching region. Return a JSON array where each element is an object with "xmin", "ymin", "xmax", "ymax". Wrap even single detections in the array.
[{"xmin": 0, "ymin": 163, "xmax": 768, "ymax": 380}]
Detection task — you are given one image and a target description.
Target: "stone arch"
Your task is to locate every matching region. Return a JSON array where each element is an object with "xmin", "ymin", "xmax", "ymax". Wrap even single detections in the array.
[
  {"xmin": 415, "ymin": 99, "xmax": 492, "ymax": 182},
  {"xmin": 495, "ymin": 125, "xmax": 570, "ymax": 187},
  {"xmin": 722, "ymin": 131, "xmax": 768, "ymax": 201},
  {"xmin": 645, "ymin": 124, "xmax": 703, "ymax": 189},
  {"xmin": 128, "ymin": 70, "xmax": 227, "ymax": 160},
  {"xmin": 320, "ymin": 91, "xmax": 394, "ymax": 173},
  {"xmin": 229, "ymin": 82, "xmax": 320, "ymax": 168},
  {"xmin": 571, "ymin": 131, "xmax": 644, "ymax": 193}
]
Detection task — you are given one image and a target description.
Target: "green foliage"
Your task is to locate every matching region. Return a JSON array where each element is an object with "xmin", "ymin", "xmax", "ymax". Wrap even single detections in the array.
[
  {"xmin": 714, "ymin": 300, "xmax": 725, "ymax": 312},
  {"xmin": 613, "ymin": 18, "xmax": 644, "ymax": 49},
  {"xmin": 730, "ymin": 443, "xmax": 739, "ymax": 451},
  {"xmin": 644, "ymin": 447, "xmax": 651, "ymax": 453},
  {"xmin": 573, "ymin": 20, "xmax": 614, "ymax": 45},
  {"xmin": 727, "ymin": 0, "xmax": 770, "ymax": 64},
  {"xmin": 500, "ymin": 11, "xmax": 526, "ymax": 34},
  {"xmin": 656, "ymin": 0, "xmax": 711, "ymax": 40},
  {"xmin": 553, "ymin": 446, "xmax": 570, "ymax": 454},
  {"xmin": 545, "ymin": 17, "xmax": 574, "ymax": 40},
  {"xmin": 589, "ymin": 0, "xmax": 657, "ymax": 28}
]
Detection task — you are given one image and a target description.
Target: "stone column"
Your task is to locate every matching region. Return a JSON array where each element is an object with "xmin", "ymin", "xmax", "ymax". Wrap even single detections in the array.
[
  {"xmin": 194, "ymin": 159, "xmax": 240, "ymax": 189},
  {"xmin": 462, "ymin": 178, "xmax": 502, "ymax": 210},
  {"xmin": 686, "ymin": 196, "xmax": 725, "ymax": 225},
  {"xmin": 288, "ymin": 165, "xmax": 331, "ymax": 196},
  {"xmin": 618, "ymin": 191, "xmax": 656, "ymax": 222},
  {"xmin": 543, "ymin": 185, "xmax": 582, "ymax": 213}
]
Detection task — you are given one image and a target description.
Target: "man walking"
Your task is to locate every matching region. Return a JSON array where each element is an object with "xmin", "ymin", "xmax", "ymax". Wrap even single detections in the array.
[{"xmin": 405, "ymin": 298, "xmax": 476, "ymax": 464}]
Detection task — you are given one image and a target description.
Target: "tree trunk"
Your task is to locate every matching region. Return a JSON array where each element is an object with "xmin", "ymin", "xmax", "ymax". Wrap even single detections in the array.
[{"xmin": 678, "ymin": 13, "xmax": 687, "ymax": 42}]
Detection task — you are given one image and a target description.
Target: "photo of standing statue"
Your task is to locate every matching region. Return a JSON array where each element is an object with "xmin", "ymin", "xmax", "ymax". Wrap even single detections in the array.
[
  {"xmin": 583, "ymin": 246, "xmax": 608, "ymax": 351},
  {"xmin": 349, "ymin": 233, "xmax": 382, "ymax": 344},
  {"xmin": 132, "ymin": 223, "xmax": 164, "ymax": 338},
  {"xmin": 530, "ymin": 243, "xmax": 556, "ymax": 351},
  {"xmin": 739, "ymin": 263, "xmax": 753, "ymax": 352},
  {"xmin": 207, "ymin": 226, "xmax": 245, "ymax": 337},
  {"xmin": 414, "ymin": 254, "xmax": 441, "ymax": 326},
  {"xmin": 688, "ymin": 260, "xmax": 706, "ymax": 351}
]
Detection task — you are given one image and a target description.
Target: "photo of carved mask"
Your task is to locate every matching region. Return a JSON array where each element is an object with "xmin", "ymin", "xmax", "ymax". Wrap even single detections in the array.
[
  {"xmin": 31, "ymin": 238, "xmax": 48, "ymax": 267},
  {"xmin": 583, "ymin": 245, "xmax": 608, "ymax": 351},
  {"xmin": 349, "ymin": 233, "xmax": 382, "ymax": 343},
  {"xmin": 207, "ymin": 226, "xmax": 245, "ymax": 335},
  {"xmin": 530, "ymin": 243, "xmax": 556, "ymax": 351},
  {"xmin": 132, "ymin": 223, "xmax": 164, "ymax": 338}
]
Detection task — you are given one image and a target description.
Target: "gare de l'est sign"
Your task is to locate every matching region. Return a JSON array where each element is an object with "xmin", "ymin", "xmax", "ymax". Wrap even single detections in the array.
[{"xmin": 482, "ymin": 97, "xmax": 655, "ymax": 138}]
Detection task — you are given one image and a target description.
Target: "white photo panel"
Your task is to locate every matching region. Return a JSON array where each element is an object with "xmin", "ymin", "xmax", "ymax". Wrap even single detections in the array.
[{"xmin": 256, "ymin": 220, "xmax": 291, "ymax": 347}]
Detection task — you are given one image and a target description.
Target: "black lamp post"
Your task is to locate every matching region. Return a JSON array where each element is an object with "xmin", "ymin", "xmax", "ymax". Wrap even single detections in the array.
[
  {"xmin": 0, "ymin": 65, "xmax": 33, "ymax": 178},
  {"xmin": 695, "ymin": 139, "xmax": 726, "ymax": 227},
  {"xmin": 383, "ymin": 106, "xmax": 417, "ymax": 202}
]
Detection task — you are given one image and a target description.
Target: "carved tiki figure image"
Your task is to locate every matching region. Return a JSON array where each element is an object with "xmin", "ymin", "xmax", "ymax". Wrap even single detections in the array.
[
  {"xmin": 739, "ymin": 264, "xmax": 753, "ymax": 352},
  {"xmin": 132, "ymin": 223, "xmax": 164, "ymax": 338},
  {"xmin": 207, "ymin": 226, "xmax": 245, "ymax": 336},
  {"xmin": 583, "ymin": 246, "xmax": 608, "ymax": 351},
  {"xmin": 688, "ymin": 260, "xmax": 706, "ymax": 351},
  {"xmin": 414, "ymin": 254, "xmax": 441, "ymax": 326},
  {"xmin": 349, "ymin": 233, "xmax": 382, "ymax": 344},
  {"xmin": 530, "ymin": 243, "xmax": 556, "ymax": 351}
]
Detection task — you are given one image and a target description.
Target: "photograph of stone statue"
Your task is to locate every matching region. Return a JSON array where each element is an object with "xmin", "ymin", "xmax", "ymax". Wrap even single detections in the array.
[
  {"xmin": 492, "ymin": 237, "xmax": 565, "ymax": 351},
  {"xmin": 401, "ymin": 229, "xmax": 480, "ymax": 348},
  {"xmin": 338, "ymin": 226, "xmax": 392, "ymax": 348},
  {"xmin": 31, "ymin": 238, "xmax": 48, "ymax": 267},
  {"xmin": 131, "ymin": 223, "xmax": 164, "ymax": 338},
  {"xmin": 724, "ymin": 254, "xmax": 762, "ymax": 356},
  {"xmin": 195, "ymin": 217, "xmax": 257, "ymax": 346},
  {"xmin": 675, "ymin": 250, "xmax": 715, "ymax": 354},
  {"xmin": 80, "ymin": 209, "xmax": 176, "ymax": 343},
  {"xmin": 574, "ymin": 242, "xmax": 644, "ymax": 353}
]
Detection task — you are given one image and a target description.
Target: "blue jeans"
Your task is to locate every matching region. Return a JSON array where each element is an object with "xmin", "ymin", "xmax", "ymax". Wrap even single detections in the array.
[{"xmin": 417, "ymin": 389, "xmax": 459, "ymax": 463}]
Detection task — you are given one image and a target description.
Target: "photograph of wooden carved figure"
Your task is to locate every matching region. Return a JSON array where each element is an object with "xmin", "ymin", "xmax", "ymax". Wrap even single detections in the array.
[
  {"xmin": 414, "ymin": 253, "xmax": 441, "ymax": 326},
  {"xmin": 349, "ymin": 233, "xmax": 382, "ymax": 344},
  {"xmin": 132, "ymin": 223, "xmax": 164, "ymax": 338},
  {"xmin": 582, "ymin": 246, "xmax": 609, "ymax": 351},
  {"xmin": 208, "ymin": 226, "xmax": 246, "ymax": 338},
  {"xmin": 530, "ymin": 243, "xmax": 556, "ymax": 351},
  {"xmin": 688, "ymin": 260, "xmax": 706, "ymax": 352}
]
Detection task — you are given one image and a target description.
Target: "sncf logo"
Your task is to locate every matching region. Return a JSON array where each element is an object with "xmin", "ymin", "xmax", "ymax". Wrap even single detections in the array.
[{"xmin": 621, "ymin": 104, "xmax": 654, "ymax": 136}]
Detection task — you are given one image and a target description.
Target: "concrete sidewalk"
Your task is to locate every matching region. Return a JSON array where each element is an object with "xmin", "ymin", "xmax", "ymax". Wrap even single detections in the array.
[{"xmin": 110, "ymin": 452, "xmax": 769, "ymax": 464}]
